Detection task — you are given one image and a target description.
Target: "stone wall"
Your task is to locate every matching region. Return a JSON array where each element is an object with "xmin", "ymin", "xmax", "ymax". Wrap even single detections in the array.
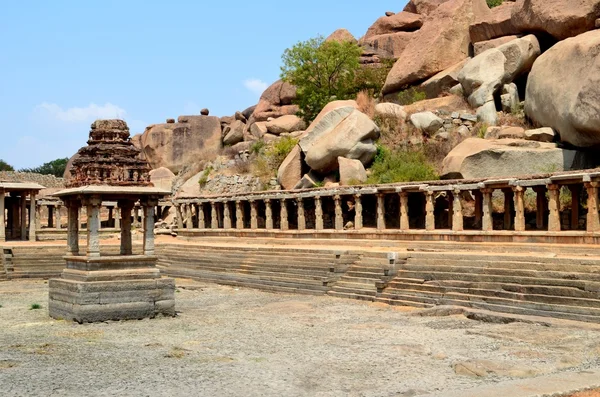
[{"xmin": 0, "ymin": 172, "xmax": 65, "ymax": 188}]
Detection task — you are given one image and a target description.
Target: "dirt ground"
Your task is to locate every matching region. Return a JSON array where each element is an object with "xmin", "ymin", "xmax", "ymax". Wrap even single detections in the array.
[{"xmin": 1, "ymin": 279, "xmax": 599, "ymax": 397}]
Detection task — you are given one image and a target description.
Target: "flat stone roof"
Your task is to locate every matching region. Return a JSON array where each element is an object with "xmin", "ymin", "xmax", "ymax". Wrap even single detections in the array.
[
  {"xmin": 52, "ymin": 185, "xmax": 170, "ymax": 198},
  {"xmin": 0, "ymin": 182, "xmax": 45, "ymax": 191}
]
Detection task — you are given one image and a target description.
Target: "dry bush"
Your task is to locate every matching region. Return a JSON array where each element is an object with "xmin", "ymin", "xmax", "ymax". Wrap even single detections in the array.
[
  {"xmin": 497, "ymin": 104, "xmax": 533, "ymax": 129},
  {"xmin": 222, "ymin": 146, "xmax": 239, "ymax": 159},
  {"xmin": 356, "ymin": 89, "xmax": 376, "ymax": 118},
  {"xmin": 233, "ymin": 159, "xmax": 251, "ymax": 174},
  {"xmin": 423, "ymin": 130, "xmax": 472, "ymax": 173}
]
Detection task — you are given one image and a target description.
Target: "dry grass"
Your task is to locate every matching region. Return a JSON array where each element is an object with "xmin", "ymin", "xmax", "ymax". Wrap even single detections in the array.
[
  {"xmin": 497, "ymin": 108, "xmax": 533, "ymax": 129},
  {"xmin": 356, "ymin": 89, "xmax": 376, "ymax": 118}
]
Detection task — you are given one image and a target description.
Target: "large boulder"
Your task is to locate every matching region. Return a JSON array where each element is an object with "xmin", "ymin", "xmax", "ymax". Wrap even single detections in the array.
[
  {"xmin": 305, "ymin": 100, "xmax": 358, "ymax": 133},
  {"xmin": 511, "ymin": 0, "xmax": 600, "ymax": 41},
  {"xmin": 364, "ymin": 12, "xmax": 424, "ymax": 38},
  {"xmin": 410, "ymin": 111, "xmax": 443, "ymax": 134},
  {"xmin": 299, "ymin": 107, "xmax": 379, "ymax": 173},
  {"xmin": 473, "ymin": 35, "xmax": 521, "ymax": 56},
  {"xmin": 149, "ymin": 167, "xmax": 176, "ymax": 192},
  {"xmin": 249, "ymin": 80, "xmax": 298, "ymax": 123},
  {"xmin": 265, "ymin": 115, "xmax": 306, "ymax": 135},
  {"xmin": 361, "ymin": 32, "xmax": 417, "ymax": 60},
  {"xmin": 469, "ymin": 1, "xmax": 519, "ymax": 43},
  {"xmin": 326, "ymin": 29, "xmax": 358, "ymax": 44},
  {"xmin": 441, "ymin": 138, "xmax": 578, "ymax": 179},
  {"xmin": 277, "ymin": 145, "xmax": 303, "ymax": 190},
  {"xmin": 374, "ymin": 103, "xmax": 407, "ymax": 120},
  {"xmin": 223, "ymin": 120, "xmax": 245, "ymax": 145},
  {"xmin": 382, "ymin": 0, "xmax": 491, "ymax": 95},
  {"xmin": 140, "ymin": 116, "xmax": 222, "ymax": 173},
  {"xmin": 338, "ymin": 157, "xmax": 368, "ymax": 185},
  {"xmin": 458, "ymin": 35, "xmax": 540, "ymax": 108},
  {"xmin": 420, "ymin": 58, "xmax": 469, "ymax": 98},
  {"xmin": 404, "ymin": 0, "xmax": 451, "ymax": 16},
  {"xmin": 525, "ymin": 30, "xmax": 600, "ymax": 147}
]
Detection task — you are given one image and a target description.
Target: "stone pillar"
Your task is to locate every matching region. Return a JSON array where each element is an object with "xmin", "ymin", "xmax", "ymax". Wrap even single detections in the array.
[
  {"xmin": 513, "ymin": 186, "xmax": 526, "ymax": 232},
  {"xmin": 547, "ymin": 184, "xmax": 561, "ymax": 232},
  {"xmin": 297, "ymin": 198, "xmax": 306, "ymax": 231},
  {"xmin": 265, "ymin": 200, "xmax": 273, "ymax": 230},
  {"xmin": 28, "ymin": 192, "xmax": 36, "ymax": 241},
  {"xmin": 534, "ymin": 186, "xmax": 547, "ymax": 230},
  {"xmin": 448, "ymin": 193, "xmax": 453, "ymax": 229},
  {"xmin": 142, "ymin": 198, "xmax": 157, "ymax": 256},
  {"xmin": 0, "ymin": 190, "xmax": 6, "ymax": 242},
  {"xmin": 425, "ymin": 191, "xmax": 435, "ymax": 231},
  {"xmin": 20, "ymin": 194, "xmax": 27, "ymax": 240},
  {"xmin": 35, "ymin": 203, "xmax": 41, "ymax": 232},
  {"xmin": 377, "ymin": 194, "xmax": 386, "ymax": 230},
  {"xmin": 119, "ymin": 200, "xmax": 133, "ymax": 255},
  {"xmin": 474, "ymin": 191, "xmax": 483, "ymax": 228},
  {"xmin": 185, "ymin": 204, "xmax": 193, "ymax": 229},
  {"xmin": 334, "ymin": 195, "xmax": 343, "ymax": 231},
  {"xmin": 482, "ymin": 188, "xmax": 494, "ymax": 232},
  {"xmin": 452, "ymin": 189, "xmax": 463, "ymax": 231},
  {"xmin": 354, "ymin": 195, "xmax": 363, "ymax": 230},
  {"xmin": 134, "ymin": 205, "xmax": 141, "ymax": 228},
  {"xmin": 48, "ymin": 205, "xmax": 54, "ymax": 228},
  {"xmin": 399, "ymin": 192, "xmax": 409, "ymax": 231},
  {"xmin": 85, "ymin": 196, "xmax": 102, "ymax": 257},
  {"xmin": 56, "ymin": 205, "xmax": 62, "ymax": 229},
  {"xmin": 315, "ymin": 197, "xmax": 324, "ymax": 230},
  {"xmin": 236, "ymin": 201, "xmax": 244, "ymax": 229},
  {"xmin": 211, "ymin": 202, "xmax": 219, "ymax": 229},
  {"xmin": 249, "ymin": 201, "xmax": 258, "ymax": 229},
  {"xmin": 223, "ymin": 202, "xmax": 232, "ymax": 229},
  {"xmin": 569, "ymin": 185, "xmax": 580, "ymax": 230},
  {"xmin": 114, "ymin": 207, "xmax": 121, "ymax": 229},
  {"xmin": 586, "ymin": 182, "xmax": 600, "ymax": 232},
  {"xmin": 176, "ymin": 204, "xmax": 184, "ymax": 229},
  {"xmin": 503, "ymin": 188, "xmax": 514, "ymax": 230},
  {"xmin": 107, "ymin": 206, "xmax": 113, "ymax": 228},
  {"xmin": 280, "ymin": 199, "xmax": 289, "ymax": 231},
  {"xmin": 66, "ymin": 200, "xmax": 80, "ymax": 256},
  {"xmin": 198, "ymin": 204, "xmax": 205, "ymax": 229}
]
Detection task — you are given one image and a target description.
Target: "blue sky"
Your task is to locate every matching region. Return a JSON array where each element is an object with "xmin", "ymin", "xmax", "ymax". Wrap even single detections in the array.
[{"xmin": 0, "ymin": 0, "xmax": 405, "ymax": 169}]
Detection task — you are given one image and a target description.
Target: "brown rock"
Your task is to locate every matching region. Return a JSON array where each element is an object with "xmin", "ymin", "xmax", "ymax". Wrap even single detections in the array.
[
  {"xmin": 140, "ymin": 116, "xmax": 222, "ymax": 173},
  {"xmin": 220, "ymin": 115, "xmax": 235, "ymax": 125},
  {"xmin": 383, "ymin": 0, "xmax": 491, "ymax": 95},
  {"xmin": 305, "ymin": 100, "xmax": 358, "ymax": 134},
  {"xmin": 234, "ymin": 111, "xmax": 246, "ymax": 122},
  {"xmin": 469, "ymin": 2, "xmax": 519, "ymax": 43},
  {"xmin": 259, "ymin": 80, "xmax": 296, "ymax": 107},
  {"xmin": 364, "ymin": 12, "xmax": 424, "ymax": 39},
  {"xmin": 266, "ymin": 115, "xmax": 307, "ymax": 135},
  {"xmin": 166, "ymin": 118, "xmax": 175, "ymax": 124},
  {"xmin": 249, "ymin": 122, "xmax": 268, "ymax": 140},
  {"xmin": 484, "ymin": 126, "xmax": 525, "ymax": 140},
  {"xmin": 338, "ymin": 157, "xmax": 368, "ymax": 185},
  {"xmin": 223, "ymin": 120, "xmax": 245, "ymax": 146},
  {"xmin": 420, "ymin": 58, "xmax": 469, "ymax": 98},
  {"xmin": 200, "ymin": 108, "xmax": 209, "ymax": 116},
  {"xmin": 511, "ymin": 0, "xmax": 600, "ymax": 41},
  {"xmin": 473, "ymin": 35, "xmax": 521, "ymax": 56},
  {"xmin": 404, "ymin": 0, "xmax": 451, "ymax": 16},
  {"xmin": 149, "ymin": 167, "xmax": 176, "ymax": 191},
  {"xmin": 385, "ymin": 11, "xmax": 395, "ymax": 17},
  {"xmin": 277, "ymin": 145, "xmax": 303, "ymax": 190},
  {"xmin": 361, "ymin": 32, "xmax": 416, "ymax": 60},
  {"xmin": 325, "ymin": 29, "xmax": 357, "ymax": 44},
  {"xmin": 403, "ymin": 95, "xmax": 469, "ymax": 115}
]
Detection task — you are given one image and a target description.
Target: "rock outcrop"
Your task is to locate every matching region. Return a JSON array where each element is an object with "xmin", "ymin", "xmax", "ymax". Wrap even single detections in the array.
[
  {"xmin": 469, "ymin": 1, "xmax": 519, "ymax": 43},
  {"xmin": 249, "ymin": 80, "xmax": 298, "ymax": 124},
  {"xmin": 338, "ymin": 157, "xmax": 368, "ymax": 185},
  {"xmin": 265, "ymin": 115, "xmax": 306, "ymax": 135},
  {"xmin": 525, "ymin": 30, "xmax": 600, "ymax": 148},
  {"xmin": 277, "ymin": 145, "xmax": 303, "ymax": 190},
  {"xmin": 374, "ymin": 102, "xmax": 407, "ymax": 120},
  {"xmin": 325, "ymin": 29, "xmax": 358, "ymax": 44},
  {"xmin": 382, "ymin": 0, "xmax": 491, "ymax": 96},
  {"xmin": 404, "ymin": 0, "xmax": 451, "ymax": 16},
  {"xmin": 140, "ymin": 115, "xmax": 222, "ymax": 173},
  {"xmin": 420, "ymin": 59, "xmax": 469, "ymax": 98},
  {"xmin": 441, "ymin": 138, "xmax": 578, "ymax": 179}
]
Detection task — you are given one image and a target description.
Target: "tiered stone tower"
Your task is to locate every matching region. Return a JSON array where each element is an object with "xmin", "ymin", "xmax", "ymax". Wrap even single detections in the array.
[{"xmin": 49, "ymin": 120, "xmax": 174, "ymax": 323}]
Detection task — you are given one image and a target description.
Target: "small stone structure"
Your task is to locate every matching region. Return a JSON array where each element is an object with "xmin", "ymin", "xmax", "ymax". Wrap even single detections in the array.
[
  {"xmin": 48, "ymin": 120, "xmax": 173, "ymax": 323},
  {"xmin": 0, "ymin": 182, "xmax": 44, "ymax": 242}
]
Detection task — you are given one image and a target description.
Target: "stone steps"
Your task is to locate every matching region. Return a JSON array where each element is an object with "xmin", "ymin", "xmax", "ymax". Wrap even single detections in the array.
[{"xmin": 406, "ymin": 254, "xmax": 600, "ymax": 270}]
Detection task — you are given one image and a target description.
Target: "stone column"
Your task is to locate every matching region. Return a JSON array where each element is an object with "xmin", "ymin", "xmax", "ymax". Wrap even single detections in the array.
[
  {"xmin": 265, "ymin": 200, "xmax": 273, "ymax": 230},
  {"xmin": 569, "ymin": 185, "xmax": 580, "ymax": 230},
  {"xmin": 56, "ymin": 205, "xmax": 63, "ymax": 229},
  {"xmin": 85, "ymin": 196, "xmax": 102, "ymax": 257},
  {"xmin": 448, "ymin": 193, "xmax": 453, "ymax": 229},
  {"xmin": 142, "ymin": 198, "xmax": 158, "ymax": 256},
  {"xmin": 198, "ymin": 204, "xmax": 205, "ymax": 229},
  {"xmin": 114, "ymin": 207, "xmax": 121, "ymax": 229},
  {"xmin": 223, "ymin": 202, "xmax": 232, "ymax": 229},
  {"xmin": 20, "ymin": 194, "xmax": 27, "ymax": 240},
  {"xmin": 547, "ymin": 184, "xmax": 561, "ymax": 232},
  {"xmin": 107, "ymin": 206, "xmax": 113, "ymax": 228},
  {"xmin": 534, "ymin": 186, "xmax": 547, "ymax": 230},
  {"xmin": 119, "ymin": 200, "xmax": 133, "ymax": 255},
  {"xmin": 134, "ymin": 205, "xmax": 141, "ymax": 228},
  {"xmin": 48, "ymin": 205, "xmax": 54, "ymax": 228},
  {"xmin": 280, "ymin": 199, "xmax": 289, "ymax": 231},
  {"xmin": 35, "ymin": 203, "xmax": 41, "ymax": 232},
  {"xmin": 66, "ymin": 200, "xmax": 80, "ymax": 256},
  {"xmin": 315, "ymin": 197, "xmax": 324, "ymax": 230},
  {"xmin": 334, "ymin": 195, "xmax": 343, "ymax": 231},
  {"xmin": 452, "ymin": 189, "xmax": 463, "ymax": 231},
  {"xmin": 211, "ymin": 202, "xmax": 219, "ymax": 229},
  {"xmin": 377, "ymin": 194, "xmax": 386, "ymax": 230},
  {"xmin": 250, "ymin": 201, "xmax": 258, "ymax": 229},
  {"xmin": 482, "ymin": 188, "xmax": 494, "ymax": 232},
  {"xmin": 236, "ymin": 201, "xmax": 244, "ymax": 229},
  {"xmin": 513, "ymin": 186, "xmax": 526, "ymax": 232},
  {"xmin": 28, "ymin": 192, "xmax": 36, "ymax": 241},
  {"xmin": 425, "ymin": 191, "xmax": 435, "ymax": 231},
  {"xmin": 474, "ymin": 191, "xmax": 483, "ymax": 228},
  {"xmin": 176, "ymin": 204, "xmax": 184, "ymax": 229},
  {"xmin": 354, "ymin": 194, "xmax": 363, "ymax": 230},
  {"xmin": 185, "ymin": 204, "xmax": 193, "ymax": 229},
  {"xmin": 586, "ymin": 182, "xmax": 600, "ymax": 232},
  {"xmin": 399, "ymin": 192, "xmax": 409, "ymax": 231},
  {"xmin": 0, "ymin": 190, "xmax": 5, "ymax": 242},
  {"xmin": 297, "ymin": 198, "xmax": 306, "ymax": 231},
  {"xmin": 503, "ymin": 188, "xmax": 514, "ymax": 230}
]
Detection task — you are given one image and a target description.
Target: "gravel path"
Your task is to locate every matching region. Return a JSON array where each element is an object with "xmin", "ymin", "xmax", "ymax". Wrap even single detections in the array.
[{"xmin": 1, "ymin": 279, "xmax": 599, "ymax": 397}]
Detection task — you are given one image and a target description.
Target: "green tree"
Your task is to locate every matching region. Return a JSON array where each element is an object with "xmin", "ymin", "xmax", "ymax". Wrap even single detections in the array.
[
  {"xmin": 281, "ymin": 35, "xmax": 363, "ymax": 122},
  {"xmin": 0, "ymin": 159, "xmax": 14, "ymax": 171},
  {"xmin": 20, "ymin": 157, "xmax": 69, "ymax": 177}
]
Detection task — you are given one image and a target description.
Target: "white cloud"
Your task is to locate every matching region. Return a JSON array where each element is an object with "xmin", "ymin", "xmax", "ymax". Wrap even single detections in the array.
[
  {"xmin": 36, "ymin": 102, "xmax": 127, "ymax": 122},
  {"xmin": 243, "ymin": 78, "xmax": 268, "ymax": 95}
]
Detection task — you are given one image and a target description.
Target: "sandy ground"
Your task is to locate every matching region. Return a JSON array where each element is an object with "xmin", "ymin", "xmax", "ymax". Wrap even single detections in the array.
[{"xmin": 1, "ymin": 279, "xmax": 600, "ymax": 397}]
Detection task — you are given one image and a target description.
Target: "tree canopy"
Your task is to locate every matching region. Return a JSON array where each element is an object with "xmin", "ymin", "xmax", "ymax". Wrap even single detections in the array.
[
  {"xmin": 0, "ymin": 159, "xmax": 14, "ymax": 171},
  {"xmin": 19, "ymin": 157, "xmax": 69, "ymax": 178}
]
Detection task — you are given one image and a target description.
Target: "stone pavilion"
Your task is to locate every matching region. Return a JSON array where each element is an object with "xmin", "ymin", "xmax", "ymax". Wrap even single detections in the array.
[{"xmin": 48, "ymin": 119, "xmax": 174, "ymax": 323}]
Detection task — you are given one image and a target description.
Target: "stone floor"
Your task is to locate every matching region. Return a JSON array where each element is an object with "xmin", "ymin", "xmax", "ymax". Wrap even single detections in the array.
[{"xmin": 0, "ymin": 279, "xmax": 600, "ymax": 397}]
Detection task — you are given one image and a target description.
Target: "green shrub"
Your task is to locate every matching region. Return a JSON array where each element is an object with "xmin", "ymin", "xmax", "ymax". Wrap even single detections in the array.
[
  {"xmin": 250, "ymin": 140, "xmax": 266, "ymax": 155},
  {"xmin": 0, "ymin": 159, "xmax": 14, "ymax": 171},
  {"xmin": 367, "ymin": 146, "xmax": 439, "ymax": 184},
  {"xmin": 486, "ymin": 0, "xmax": 503, "ymax": 8},
  {"xmin": 396, "ymin": 88, "xmax": 426, "ymax": 106},
  {"xmin": 251, "ymin": 137, "xmax": 299, "ymax": 185},
  {"xmin": 354, "ymin": 59, "xmax": 395, "ymax": 97},
  {"xmin": 198, "ymin": 165, "xmax": 213, "ymax": 187},
  {"xmin": 30, "ymin": 303, "xmax": 42, "ymax": 310}
]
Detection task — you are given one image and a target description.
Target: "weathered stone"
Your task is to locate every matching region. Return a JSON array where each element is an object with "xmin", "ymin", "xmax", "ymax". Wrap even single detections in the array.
[
  {"xmin": 469, "ymin": 1, "xmax": 519, "ymax": 43},
  {"xmin": 403, "ymin": 95, "xmax": 467, "ymax": 115},
  {"xmin": 374, "ymin": 103, "xmax": 407, "ymax": 120},
  {"xmin": 293, "ymin": 173, "xmax": 319, "ymax": 190},
  {"xmin": 404, "ymin": 0, "xmax": 451, "ymax": 16},
  {"xmin": 201, "ymin": 108, "xmax": 209, "ymax": 116},
  {"xmin": 338, "ymin": 157, "xmax": 368, "ymax": 185},
  {"xmin": 277, "ymin": 145, "xmax": 303, "ymax": 190},
  {"xmin": 441, "ymin": 138, "xmax": 578, "ymax": 179},
  {"xmin": 484, "ymin": 126, "xmax": 525, "ymax": 140},
  {"xmin": 305, "ymin": 100, "xmax": 358, "ymax": 134},
  {"xmin": 420, "ymin": 58, "xmax": 469, "ymax": 98},
  {"xmin": 525, "ymin": 30, "xmax": 600, "ymax": 147},
  {"xmin": 266, "ymin": 115, "xmax": 307, "ymax": 135},
  {"xmin": 249, "ymin": 80, "xmax": 298, "ymax": 123},
  {"xmin": 500, "ymin": 83, "xmax": 520, "ymax": 113},
  {"xmin": 525, "ymin": 127, "xmax": 556, "ymax": 143},
  {"xmin": 249, "ymin": 122, "xmax": 268, "ymax": 140},
  {"xmin": 364, "ymin": 12, "xmax": 424, "ymax": 39},
  {"xmin": 361, "ymin": 32, "xmax": 416, "ymax": 60},
  {"xmin": 242, "ymin": 105, "xmax": 256, "ymax": 120},
  {"xmin": 511, "ymin": 0, "xmax": 600, "ymax": 41},
  {"xmin": 476, "ymin": 101, "xmax": 498, "ymax": 126},
  {"xmin": 474, "ymin": 35, "xmax": 521, "ymax": 56},
  {"xmin": 458, "ymin": 35, "xmax": 540, "ymax": 108},
  {"xmin": 149, "ymin": 167, "xmax": 176, "ymax": 191},
  {"xmin": 385, "ymin": 11, "xmax": 395, "ymax": 17},
  {"xmin": 410, "ymin": 112, "xmax": 443, "ymax": 134},
  {"xmin": 234, "ymin": 111, "xmax": 247, "ymax": 122},
  {"xmin": 325, "ymin": 28, "xmax": 358, "ymax": 44},
  {"xmin": 166, "ymin": 118, "xmax": 175, "ymax": 124},
  {"xmin": 382, "ymin": 0, "xmax": 491, "ymax": 95},
  {"xmin": 223, "ymin": 120, "xmax": 245, "ymax": 146}
]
